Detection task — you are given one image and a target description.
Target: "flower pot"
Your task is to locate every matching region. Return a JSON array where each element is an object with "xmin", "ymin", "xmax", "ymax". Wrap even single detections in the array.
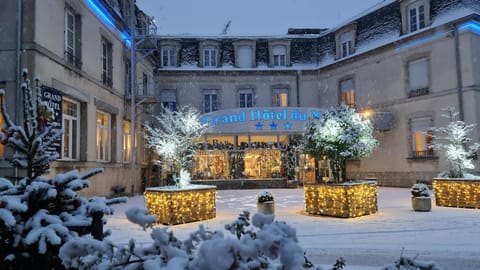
[
  {"xmin": 257, "ymin": 201, "xmax": 275, "ymax": 215},
  {"xmin": 412, "ymin": 197, "xmax": 431, "ymax": 212}
]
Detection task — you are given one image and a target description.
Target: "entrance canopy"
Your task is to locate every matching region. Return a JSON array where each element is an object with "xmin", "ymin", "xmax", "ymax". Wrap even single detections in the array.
[{"xmin": 201, "ymin": 107, "xmax": 323, "ymax": 135}]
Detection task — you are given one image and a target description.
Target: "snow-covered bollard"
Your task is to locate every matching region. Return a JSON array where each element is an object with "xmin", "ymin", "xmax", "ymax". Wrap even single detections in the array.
[
  {"xmin": 411, "ymin": 183, "xmax": 432, "ymax": 212},
  {"xmin": 257, "ymin": 190, "xmax": 274, "ymax": 215}
]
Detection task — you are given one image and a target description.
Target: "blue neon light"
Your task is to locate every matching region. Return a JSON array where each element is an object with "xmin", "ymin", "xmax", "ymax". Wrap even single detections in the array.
[
  {"xmin": 85, "ymin": 0, "xmax": 132, "ymax": 46},
  {"xmin": 459, "ymin": 20, "xmax": 480, "ymax": 35}
]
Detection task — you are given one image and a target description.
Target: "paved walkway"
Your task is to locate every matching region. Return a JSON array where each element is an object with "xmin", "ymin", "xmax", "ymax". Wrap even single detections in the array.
[{"xmin": 107, "ymin": 187, "xmax": 480, "ymax": 270}]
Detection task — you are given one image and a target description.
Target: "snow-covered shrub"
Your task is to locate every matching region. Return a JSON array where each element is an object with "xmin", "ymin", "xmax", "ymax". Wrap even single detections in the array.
[
  {"xmin": 431, "ymin": 107, "xmax": 480, "ymax": 178},
  {"xmin": 410, "ymin": 183, "xmax": 430, "ymax": 198},
  {"xmin": 0, "ymin": 70, "xmax": 125, "ymax": 270},
  {"xmin": 144, "ymin": 105, "xmax": 207, "ymax": 188},
  {"xmin": 302, "ymin": 105, "xmax": 378, "ymax": 183},
  {"xmin": 257, "ymin": 190, "xmax": 274, "ymax": 203},
  {"xmin": 381, "ymin": 254, "xmax": 441, "ymax": 270}
]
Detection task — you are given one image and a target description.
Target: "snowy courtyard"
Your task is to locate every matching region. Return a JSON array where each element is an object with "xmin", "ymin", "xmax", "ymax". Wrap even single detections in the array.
[{"xmin": 106, "ymin": 187, "xmax": 480, "ymax": 270}]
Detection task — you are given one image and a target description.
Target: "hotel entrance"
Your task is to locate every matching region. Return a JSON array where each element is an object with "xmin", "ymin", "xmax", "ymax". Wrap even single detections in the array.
[{"xmin": 187, "ymin": 107, "xmax": 327, "ymax": 185}]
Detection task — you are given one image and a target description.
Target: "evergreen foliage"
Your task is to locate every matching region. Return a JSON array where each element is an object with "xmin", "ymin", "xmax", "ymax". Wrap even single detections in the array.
[
  {"xmin": 0, "ymin": 70, "xmax": 125, "ymax": 270},
  {"xmin": 302, "ymin": 105, "xmax": 378, "ymax": 183}
]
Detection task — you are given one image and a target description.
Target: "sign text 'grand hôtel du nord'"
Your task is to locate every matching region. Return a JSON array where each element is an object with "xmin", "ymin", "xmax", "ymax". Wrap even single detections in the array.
[{"xmin": 201, "ymin": 107, "xmax": 322, "ymax": 134}]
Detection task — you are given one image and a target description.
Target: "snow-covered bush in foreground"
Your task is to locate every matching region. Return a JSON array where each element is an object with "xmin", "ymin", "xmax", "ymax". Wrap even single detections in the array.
[{"xmin": 0, "ymin": 70, "xmax": 126, "ymax": 270}]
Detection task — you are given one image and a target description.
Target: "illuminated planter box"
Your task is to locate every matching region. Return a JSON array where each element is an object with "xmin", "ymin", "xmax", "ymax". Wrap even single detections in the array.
[
  {"xmin": 144, "ymin": 185, "xmax": 216, "ymax": 225},
  {"xmin": 432, "ymin": 178, "xmax": 480, "ymax": 209},
  {"xmin": 304, "ymin": 181, "xmax": 378, "ymax": 218}
]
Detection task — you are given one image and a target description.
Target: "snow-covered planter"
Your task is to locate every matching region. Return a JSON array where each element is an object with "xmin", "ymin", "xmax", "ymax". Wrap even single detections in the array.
[
  {"xmin": 257, "ymin": 190, "xmax": 275, "ymax": 215},
  {"xmin": 144, "ymin": 185, "xmax": 216, "ymax": 225},
  {"xmin": 304, "ymin": 181, "xmax": 378, "ymax": 218},
  {"xmin": 411, "ymin": 183, "xmax": 432, "ymax": 212},
  {"xmin": 430, "ymin": 107, "xmax": 480, "ymax": 209}
]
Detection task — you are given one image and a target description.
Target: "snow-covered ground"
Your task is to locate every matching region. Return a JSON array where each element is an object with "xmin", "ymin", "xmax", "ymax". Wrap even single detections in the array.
[{"xmin": 106, "ymin": 187, "xmax": 480, "ymax": 270}]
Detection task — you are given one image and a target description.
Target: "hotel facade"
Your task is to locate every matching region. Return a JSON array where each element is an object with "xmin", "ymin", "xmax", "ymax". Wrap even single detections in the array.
[{"xmin": 155, "ymin": 0, "xmax": 480, "ymax": 187}]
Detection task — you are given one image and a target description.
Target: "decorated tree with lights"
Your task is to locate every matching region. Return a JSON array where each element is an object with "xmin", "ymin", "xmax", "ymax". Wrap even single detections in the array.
[
  {"xmin": 0, "ymin": 70, "xmax": 124, "ymax": 270},
  {"xmin": 302, "ymin": 105, "xmax": 378, "ymax": 183},
  {"xmin": 430, "ymin": 106, "xmax": 480, "ymax": 178},
  {"xmin": 144, "ymin": 105, "xmax": 207, "ymax": 188}
]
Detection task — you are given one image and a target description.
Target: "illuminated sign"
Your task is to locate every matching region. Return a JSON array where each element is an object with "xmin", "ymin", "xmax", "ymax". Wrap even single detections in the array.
[{"xmin": 201, "ymin": 107, "xmax": 322, "ymax": 134}]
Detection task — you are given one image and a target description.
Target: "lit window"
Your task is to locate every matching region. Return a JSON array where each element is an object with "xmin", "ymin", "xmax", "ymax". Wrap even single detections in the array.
[
  {"xmin": 96, "ymin": 111, "xmax": 111, "ymax": 161},
  {"xmin": 238, "ymin": 88, "xmax": 254, "ymax": 108},
  {"xmin": 101, "ymin": 38, "xmax": 113, "ymax": 87},
  {"xmin": 203, "ymin": 89, "xmax": 218, "ymax": 113},
  {"xmin": 162, "ymin": 47, "xmax": 177, "ymax": 67},
  {"xmin": 62, "ymin": 98, "xmax": 80, "ymax": 160},
  {"xmin": 272, "ymin": 45, "xmax": 286, "ymax": 67},
  {"xmin": 64, "ymin": 7, "xmax": 81, "ymax": 68},
  {"xmin": 408, "ymin": 57, "xmax": 429, "ymax": 97},
  {"xmin": 340, "ymin": 79, "xmax": 355, "ymax": 108},
  {"xmin": 408, "ymin": 4, "xmax": 426, "ymax": 32},
  {"xmin": 203, "ymin": 46, "xmax": 217, "ymax": 67},
  {"xmin": 123, "ymin": 121, "xmax": 131, "ymax": 163},
  {"xmin": 273, "ymin": 89, "xmax": 288, "ymax": 107},
  {"xmin": 411, "ymin": 118, "xmax": 434, "ymax": 157}
]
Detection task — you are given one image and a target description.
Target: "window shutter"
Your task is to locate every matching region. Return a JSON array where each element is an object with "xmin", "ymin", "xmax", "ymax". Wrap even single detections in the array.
[
  {"xmin": 409, "ymin": 58, "xmax": 428, "ymax": 91},
  {"xmin": 237, "ymin": 46, "xmax": 252, "ymax": 68},
  {"xmin": 108, "ymin": 43, "xmax": 113, "ymax": 87}
]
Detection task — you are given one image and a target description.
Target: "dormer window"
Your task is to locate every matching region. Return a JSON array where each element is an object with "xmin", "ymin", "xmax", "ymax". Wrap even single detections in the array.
[
  {"xmin": 268, "ymin": 40, "xmax": 291, "ymax": 67},
  {"xmin": 335, "ymin": 25, "xmax": 356, "ymax": 59},
  {"xmin": 161, "ymin": 46, "xmax": 177, "ymax": 67},
  {"xmin": 203, "ymin": 46, "xmax": 217, "ymax": 67},
  {"xmin": 272, "ymin": 45, "xmax": 286, "ymax": 67},
  {"xmin": 340, "ymin": 32, "xmax": 354, "ymax": 58},
  {"xmin": 200, "ymin": 41, "xmax": 220, "ymax": 68},
  {"xmin": 401, "ymin": 0, "xmax": 430, "ymax": 34},
  {"xmin": 409, "ymin": 4, "xmax": 425, "ymax": 32},
  {"xmin": 234, "ymin": 40, "xmax": 256, "ymax": 68}
]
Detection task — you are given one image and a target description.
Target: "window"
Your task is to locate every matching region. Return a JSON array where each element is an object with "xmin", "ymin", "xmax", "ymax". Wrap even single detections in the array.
[
  {"xmin": 238, "ymin": 88, "xmax": 254, "ymax": 108},
  {"xmin": 237, "ymin": 45, "xmax": 253, "ymax": 68},
  {"xmin": 123, "ymin": 121, "xmax": 131, "ymax": 163},
  {"xmin": 96, "ymin": 111, "xmax": 111, "ymax": 161},
  {"xmin": 408, "ymin": 3, "xmax": 426, "ymax": 32},
  {"xmin": 203, "ymin": 46, "xmax": 217, "ymax": 67},
  {"xmin": 411, "ymin": 118, "xmax": 434, "ymax": 157},
  {"xmin": 64, "ymin": 7, "xmax": 81, "ymax": 68},
  {"xmin": 161, "ymin": 46, "xmax": 176, "ymax": 67},
  {"xmin": 408, "ymin": 57, "xmax": 429, "ymax": 97},
  {"xmin": 62, "ymin": 98, "xmax": 80, "ymax": 160},
  {"xmin": 340, "ymin": 79, "xmax": 355, "ymax": 108},
  {"xmin": 340, "ymin": 31, "xmax": 354, "ymax": 58},
  {"xmin": 160, "ymin": 90, "xmax": 177, "ymax": 111},
  {"xmin": 203, "ymin": 89, "xmax": 218, "ymax": 113},
  {"xmin": 101, "ymin": 38, "xmax": 113, "ymax": 87},
  {"xmin": 272, "ymin": 45, "xmax": 286, "ymax": 67},
  {"xmin": 273, "ymin": 89, "xmax": 288, "ymax": 107}
]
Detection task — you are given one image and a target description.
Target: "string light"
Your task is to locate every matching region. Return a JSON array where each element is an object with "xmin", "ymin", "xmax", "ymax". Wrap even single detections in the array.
[
  {"xmin": 144, "ymin": 187, "xmax": 216, "ymax": 225},
  {"xmin": 433, "ymin": 179, "xmax": 480, "ymax": 208},
  {"xmin": 304, "ymin": 183, "xmax": 378, "ymax": 218}
]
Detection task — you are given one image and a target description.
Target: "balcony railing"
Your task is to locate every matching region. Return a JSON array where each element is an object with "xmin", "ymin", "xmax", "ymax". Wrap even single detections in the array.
[
  {"xmin": 412, "ymin": 149, "xmax": 435, "ymax": 158},
  {"xmin": 126, "ymin": 82, "xmax": 159, "ymax": 105}
]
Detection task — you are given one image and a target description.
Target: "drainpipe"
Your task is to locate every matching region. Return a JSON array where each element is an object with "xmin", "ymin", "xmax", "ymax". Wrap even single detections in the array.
[
  {"xmin": 453, "ymin": 24, "xmax": 465, "ymax": 121},
  {"xmin": 16, "ymin": 0, "xmax": 22, "ymax": 123},
  {"xmin": 130, "ymin": 2, "xmax": 137, "ymax": 194},
  {"xmin": 15, "ymin": 0, "xmax": 22, "ymax": 181}
]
